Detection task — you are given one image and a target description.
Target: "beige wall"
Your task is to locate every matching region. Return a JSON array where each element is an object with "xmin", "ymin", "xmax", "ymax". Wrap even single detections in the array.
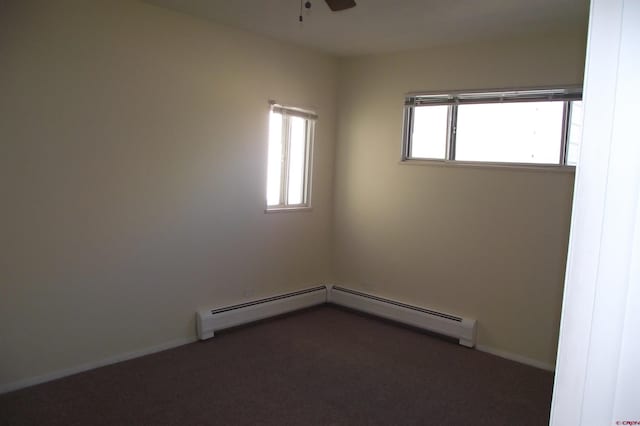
[
  {"xmin": 0, "ymin": 0, "xmax": 337, "ymax": 387},
  {"xmin": 0, "ymin": 0, "xmax": 587, "ymax": 389},
  {"xmin": 333, "ymin": 31, "xmax": 587, "ymax": 368}
]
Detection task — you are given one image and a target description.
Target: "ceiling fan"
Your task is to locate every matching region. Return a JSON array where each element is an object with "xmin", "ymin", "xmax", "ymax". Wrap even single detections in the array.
[
  {"xmin": 324, "ymin": 0, "xmax": 357, "ymax": 11},
  {"xmin": 299, "ymin": 0, "xmax": 356, "ymax": 22}
]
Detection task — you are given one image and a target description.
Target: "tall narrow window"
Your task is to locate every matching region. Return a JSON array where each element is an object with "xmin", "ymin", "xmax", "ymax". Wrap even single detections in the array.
[{"xmin": 266, "ymin": 103, "xmax": 316, "ymax": 210}]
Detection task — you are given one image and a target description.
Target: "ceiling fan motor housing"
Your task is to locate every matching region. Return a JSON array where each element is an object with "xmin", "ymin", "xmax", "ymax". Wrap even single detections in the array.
[{"xmin": 325, "ymin": 0, "xmax": 357, "ymax": 12}]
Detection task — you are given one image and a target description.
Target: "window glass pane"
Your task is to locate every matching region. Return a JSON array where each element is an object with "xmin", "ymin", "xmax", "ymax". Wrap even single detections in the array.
[
  {"xmin": 287, "ymin": 116, "xmax": 306, "ymax": 205},
  {"xmin": 266, "ymin": 112, "xmax": 282, "ymax": 206},
  {"xmin": 566, "ymin": 101, "xmax": 583, "ymax": 166},
  {"xmin": 410, "ymin": 105, "xmax": 448, "ymax": 159},
  {"xmin": 455, "ymin": 101, "xmax": 564, "ymax": 164}
]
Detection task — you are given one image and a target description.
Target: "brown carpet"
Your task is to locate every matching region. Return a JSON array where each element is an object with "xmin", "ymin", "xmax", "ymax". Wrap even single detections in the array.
[{"xmin": 0, "ymin": 305, "xmax": 554, "ymax": 425}]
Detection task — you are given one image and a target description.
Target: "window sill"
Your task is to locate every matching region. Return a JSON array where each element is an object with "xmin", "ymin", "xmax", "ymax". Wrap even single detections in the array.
[
  {"xmin": 264, "ymin": 206, "xmax": 313, "ymax": 213},
  {"xmin": 399, "ymin": 158, "xmax": 576, "ymax": 174}
]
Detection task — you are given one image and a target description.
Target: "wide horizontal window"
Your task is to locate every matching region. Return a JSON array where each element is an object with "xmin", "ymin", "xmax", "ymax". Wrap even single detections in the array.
[{"xmin": 402, "ymin": 88, "xmax": 583, "ymax": 167}]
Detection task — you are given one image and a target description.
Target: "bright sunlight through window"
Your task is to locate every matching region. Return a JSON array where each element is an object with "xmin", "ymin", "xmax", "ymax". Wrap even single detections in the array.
[
  {"xmin": 266, "ymin": 103, "xmax": 315, "ymax": 210},
  {"xmin": 403, "ymin": 88, "xmax": 583, "ymax": 166},
  {"xmin": 455, "ymin": 102, "xmax": 564, "ymax": 164}
]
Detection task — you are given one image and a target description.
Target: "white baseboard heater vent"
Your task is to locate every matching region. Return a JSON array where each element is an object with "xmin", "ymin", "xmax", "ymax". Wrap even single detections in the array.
[
  {"xmin": 328, "ymin": 286, "xmax": 477, "ymax": 347},
  {"xmin": 196, "ymin": 284, "xmax": 476, "ymax": 348},
  {"xmin": 196, "ymin": 286, "xmax": 327, "ymax": 340}
]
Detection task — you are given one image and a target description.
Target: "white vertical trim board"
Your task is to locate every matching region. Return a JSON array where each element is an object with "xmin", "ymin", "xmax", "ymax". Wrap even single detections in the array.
[
  {"xmin": 551, "ymin": 0, "xmax": 640, "ymax": 424},
  {"xmin": 0, "ymin": 336, "xmax": 197, "ymax": 395}
]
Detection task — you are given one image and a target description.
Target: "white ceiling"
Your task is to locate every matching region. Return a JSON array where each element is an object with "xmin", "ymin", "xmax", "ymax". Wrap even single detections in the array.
[{"xmin": 144, "ymin": 0, "xmax": 589, "ymax": 56}]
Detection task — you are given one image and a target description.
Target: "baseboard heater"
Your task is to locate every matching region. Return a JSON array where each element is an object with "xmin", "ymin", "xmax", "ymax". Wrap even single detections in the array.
[
  {"xmin": 196, "ymin": 285, "xmax": 476, "ymax": 348},
  {"xmin": 196, "ymin": 286, "xmax": 327, "ymax": 339},
  {"xmin": 327, "ymin": 286, "xmax": 477, "ymax": 347}
]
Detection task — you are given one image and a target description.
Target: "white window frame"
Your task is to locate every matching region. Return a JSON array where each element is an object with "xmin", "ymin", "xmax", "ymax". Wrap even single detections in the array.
[
  {"xmin": 401, "ymin": 87, "xmax": 583, "ymax": 169},
  {"xmin": 265, "ymin": 102, "xmax": 316, "ymax": 212}
]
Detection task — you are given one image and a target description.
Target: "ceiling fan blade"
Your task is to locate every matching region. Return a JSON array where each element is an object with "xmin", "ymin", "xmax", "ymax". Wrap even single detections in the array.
[{"xmin": 325, "ymin": 0, "xmax": 356, "ymax": 12}]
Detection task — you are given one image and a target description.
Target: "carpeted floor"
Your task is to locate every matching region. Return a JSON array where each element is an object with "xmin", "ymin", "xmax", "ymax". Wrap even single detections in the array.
[{"xmin": 0, "ymin": 305, "xmax": 554, "ymax": 425}]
